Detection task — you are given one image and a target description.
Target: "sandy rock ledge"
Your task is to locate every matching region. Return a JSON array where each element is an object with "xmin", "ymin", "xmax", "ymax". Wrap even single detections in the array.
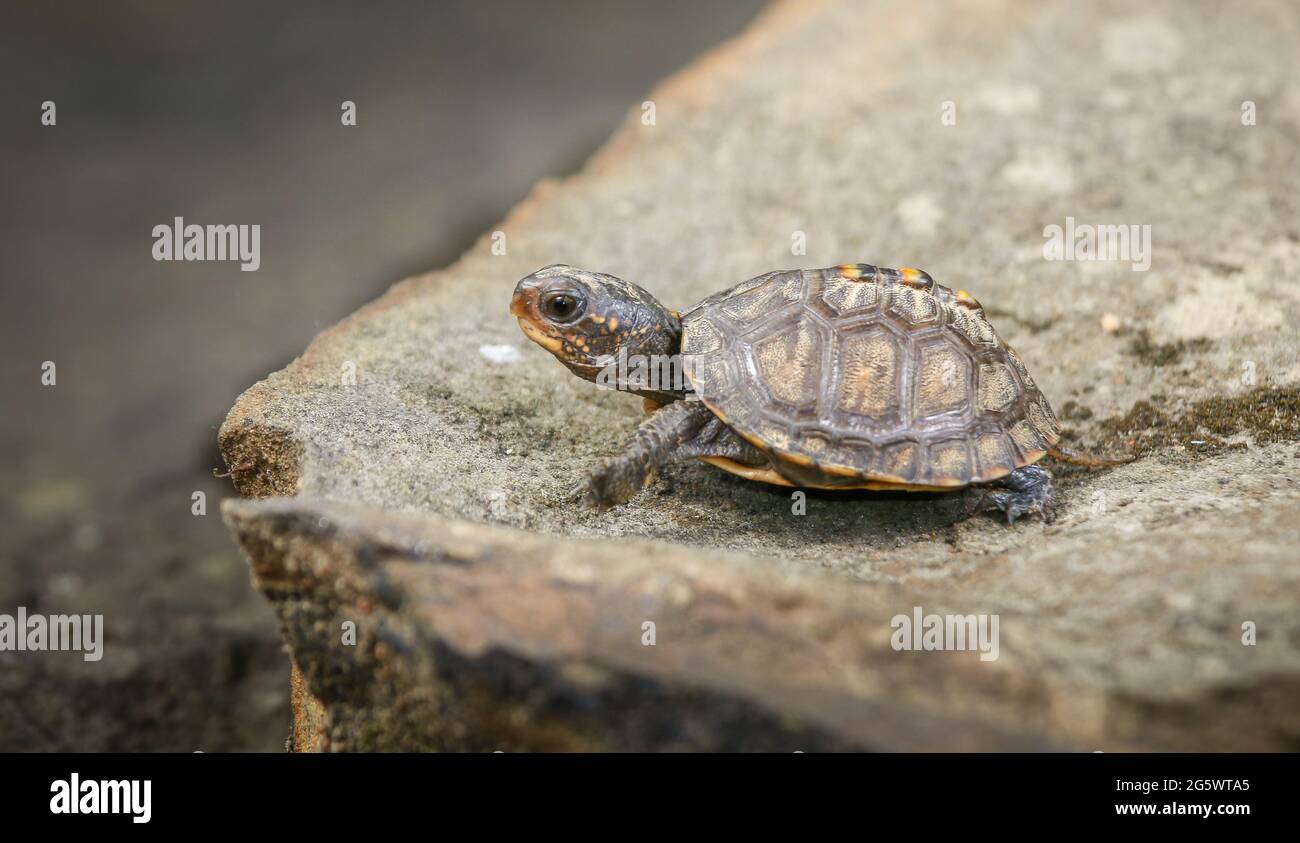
[{"xmin": 220, "ymin": 0, "xmax": 1300, "ymax": 751}]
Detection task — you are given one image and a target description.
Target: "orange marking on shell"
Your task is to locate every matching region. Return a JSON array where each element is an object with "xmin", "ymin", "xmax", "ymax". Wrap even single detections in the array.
[
  {"xmin": 817, "ymin": 461, "xmax": 865, "ymax": 478},
  {"xmin": 781, "ymin": 450, "xmax": 816, "ymax": 468},
  {"xmin": 900, "ymin": 267, "xmax": 933, "ymax": 289},
  {"xmin": 770, "ymin": 444, "xmax": 967, "ymax": 489},
  {"xmin": 733, "ymin": 426, "xmax": 780, "ymax": 454},
  {"xmin": 700, "ymin": 458, "xmax": 957, "ymax": 491},
  {"xmin": 1019, "ymin": 448, "xmax": 1047, "ymax": 464},
  {"xmin": 978, "ymin": 465, "xmax": 1014, "ymax": 483},
  {"xmin": 863, "ymin": 479, "xmax": 961, "ymax": 491},
  {"xmin": 956, "ymin": 289, "xmax": 983, "ymax": 309},
  {"xmin": 837, "ymin": 264, "xmax": 864, "ymax": 279},
  {"xmin": 699, "ymin": 458, "xmax": 792, "ymax": 486}
]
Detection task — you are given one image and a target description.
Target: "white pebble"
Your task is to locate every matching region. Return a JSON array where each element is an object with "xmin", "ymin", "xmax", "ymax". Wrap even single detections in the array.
[{"xmin": 479, "ymin": 344, "xmax": 523, "ymax": 364}]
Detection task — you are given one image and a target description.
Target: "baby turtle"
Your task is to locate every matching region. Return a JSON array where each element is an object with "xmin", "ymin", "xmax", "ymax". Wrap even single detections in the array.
[{"xmin": 511, "ymin": 263, "xmax": 1123, "ymax": 522}]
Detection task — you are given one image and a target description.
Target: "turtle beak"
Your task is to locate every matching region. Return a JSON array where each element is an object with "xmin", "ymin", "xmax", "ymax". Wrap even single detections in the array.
[
  {"xmin": 509, "ymin": 287, "xmax": 531, "ymax": 319},
  {"xmin": 511, "ymin": 278, "xmax": 565, "ymax": 354},
  {"xmin": 510, "ymin": 276, "xmax": 543, "ymax": 319}
]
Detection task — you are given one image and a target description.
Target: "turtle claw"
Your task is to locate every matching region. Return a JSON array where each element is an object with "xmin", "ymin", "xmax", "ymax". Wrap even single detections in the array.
[
  {"xmin": 579, "ymin": 459, "xmax": 647, "ymax": 511},
  {"xmin": 979, "ymin": 465, "xmax": 1054, "ymax": 525},
  {"xmin": 571, "ymin": 475, "xmax": 610, "ymax": 512},
  {"xmin": 579, "ymin": 478, "xmax": 615, "ymax": 512},
  {"xmin": 565, "ymin": 479, "xmax": 597, "ymax": 508},
  {"xmin": 985, "ymin": 489, "xmax": 1042, "ymax": 524}
]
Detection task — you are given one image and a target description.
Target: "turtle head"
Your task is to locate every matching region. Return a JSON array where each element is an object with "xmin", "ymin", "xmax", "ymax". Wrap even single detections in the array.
[{"xmin": 511, "ymin": 264, "xmax": 682, "ymax": 394}]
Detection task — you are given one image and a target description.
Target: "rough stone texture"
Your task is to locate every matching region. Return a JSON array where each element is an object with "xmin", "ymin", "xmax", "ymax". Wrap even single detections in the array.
[{"xmin": 220, "ymin": 0, "xmax": 1300, "ymax": 751}]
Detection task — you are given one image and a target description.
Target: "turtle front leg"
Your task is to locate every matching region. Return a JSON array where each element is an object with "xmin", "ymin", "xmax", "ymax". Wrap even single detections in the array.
[
  {"xmin": 981, "ymin": 465, "xmax": 1054, "ymax": 525},
  {"xmin": 583, "ymin": 399, "xmax": 747, "ymax": 509}
]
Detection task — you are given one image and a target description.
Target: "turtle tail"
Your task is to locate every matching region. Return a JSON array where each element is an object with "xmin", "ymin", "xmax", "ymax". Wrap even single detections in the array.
[{"xmin": 1047, "ymin": 444, "xmax": 1135, "ymax": 468}]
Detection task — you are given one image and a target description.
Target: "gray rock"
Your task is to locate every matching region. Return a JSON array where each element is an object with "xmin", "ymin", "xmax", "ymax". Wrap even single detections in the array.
[{"xmin": 220, "ymin": 0, "xmax": 1300, "ymax": 751}]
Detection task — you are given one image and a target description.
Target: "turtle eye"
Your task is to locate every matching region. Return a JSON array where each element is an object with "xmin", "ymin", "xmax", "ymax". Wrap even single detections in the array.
[{"xmin": 542, "ymin": 291, "xmax": 584, "ymax": 323}]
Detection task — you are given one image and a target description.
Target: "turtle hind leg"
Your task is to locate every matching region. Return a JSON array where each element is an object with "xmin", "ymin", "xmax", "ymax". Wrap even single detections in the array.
[{"xmin": 980, "ymin": 465, "xmax": 1054, "ymax": 525}]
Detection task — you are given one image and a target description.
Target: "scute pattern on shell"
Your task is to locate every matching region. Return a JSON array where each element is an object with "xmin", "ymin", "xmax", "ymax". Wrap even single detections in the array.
[{"xmin": 680, "ymin": 265, "xmax": 1061, "ymax": 487}]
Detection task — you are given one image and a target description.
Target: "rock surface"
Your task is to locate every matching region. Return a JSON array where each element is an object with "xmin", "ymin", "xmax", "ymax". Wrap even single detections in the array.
[{"xmin": 221, "ymin": 0, "xmax": 1300, "ymax": 751}]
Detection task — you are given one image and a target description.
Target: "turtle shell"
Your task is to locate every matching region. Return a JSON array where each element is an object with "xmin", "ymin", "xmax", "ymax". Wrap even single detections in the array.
[{"xmin": 680, "ymin": 264, "xmax": 1061, "ymax": 490}]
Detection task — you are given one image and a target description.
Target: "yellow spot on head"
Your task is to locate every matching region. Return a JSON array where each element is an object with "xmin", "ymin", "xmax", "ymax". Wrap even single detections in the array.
[{"xmin": 608, "ymin": 317, "xmax": 619, "ymax": 330}]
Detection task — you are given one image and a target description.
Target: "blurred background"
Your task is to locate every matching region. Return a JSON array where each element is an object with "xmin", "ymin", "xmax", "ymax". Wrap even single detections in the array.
[{"xmin": 0, "ymin": 0, "xmax": 765, "ymax": 751}]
